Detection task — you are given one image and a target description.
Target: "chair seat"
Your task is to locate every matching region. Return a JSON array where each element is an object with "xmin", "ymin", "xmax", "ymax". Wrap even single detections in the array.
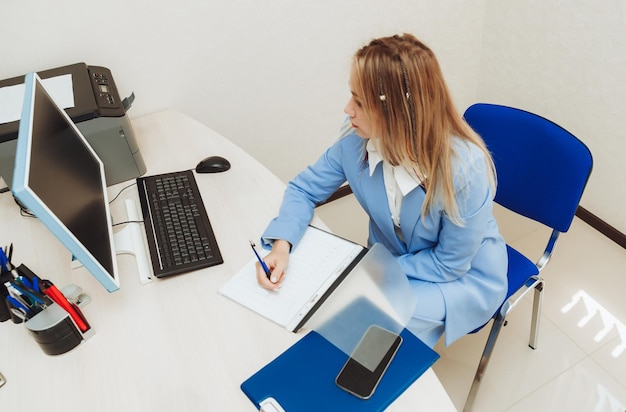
[{"xmin": 505, "ymin": 245, "xmax": 539, "ymax": 298}]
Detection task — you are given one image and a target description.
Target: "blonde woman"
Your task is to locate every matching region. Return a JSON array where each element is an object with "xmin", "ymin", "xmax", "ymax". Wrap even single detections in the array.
[{"xmin": 256, "ymin": 34, "xmax": 507, "ymax": 348}]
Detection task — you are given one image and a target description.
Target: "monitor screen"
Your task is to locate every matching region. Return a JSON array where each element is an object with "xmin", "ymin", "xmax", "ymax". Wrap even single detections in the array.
[{"xmin": 12, "ymin": 72, "xmax": 120, "ymax": 292}]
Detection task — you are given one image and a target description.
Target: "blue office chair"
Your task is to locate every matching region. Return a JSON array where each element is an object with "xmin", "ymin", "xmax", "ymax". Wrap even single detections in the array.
[{"xmin": 462, "ymin": 103, "xmax": 593, "ymax": 411}]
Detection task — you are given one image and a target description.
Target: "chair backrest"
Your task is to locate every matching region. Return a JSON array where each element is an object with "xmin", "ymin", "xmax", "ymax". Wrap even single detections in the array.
[{"xmin": 464, "ymin": 103, "xmax": 593, "ymax": 233}]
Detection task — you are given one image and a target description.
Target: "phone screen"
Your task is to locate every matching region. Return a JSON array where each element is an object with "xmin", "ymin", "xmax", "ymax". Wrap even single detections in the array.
[{"xmin": 335, "ymin": 325, "xmax": 402, "ymax": 399}]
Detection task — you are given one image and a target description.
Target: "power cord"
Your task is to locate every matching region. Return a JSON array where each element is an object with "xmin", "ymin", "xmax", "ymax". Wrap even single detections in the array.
[
  {"xmin": 109, "ymin": 182, "xmax": 145, "ymax": 227},
  {"xmin": 14, "ymin": 196, "xmax": 36, "ymax": 218},
  {"xmin": 112, "ymin": 220, "xmax": 144, "ymax": 228},
  {"xmin": 14, "ymin": 182, "xmax": 145, "ymax": 226},
  {"xmin": 109, "ymin": 182, "xmax": 137, "ymax": 204}
]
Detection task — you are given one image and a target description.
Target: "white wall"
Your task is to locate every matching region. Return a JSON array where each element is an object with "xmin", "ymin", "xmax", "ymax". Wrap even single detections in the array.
[
  {"xmin": 478, "ymin": 1, "xmax": 626, "ymax": 234},
  {"xmin": 1, "ymin": 0, "xmax": 485, "ymax": 183},
  {"xmin": 3, "ymin": 1, "xmax": 623, "ymax": 234}
]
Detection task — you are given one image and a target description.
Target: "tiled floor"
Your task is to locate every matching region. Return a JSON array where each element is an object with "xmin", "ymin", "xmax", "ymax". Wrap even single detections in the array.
[{"xmin": 315, "ymin": 195, "xmax": 626, "ymax": 411}]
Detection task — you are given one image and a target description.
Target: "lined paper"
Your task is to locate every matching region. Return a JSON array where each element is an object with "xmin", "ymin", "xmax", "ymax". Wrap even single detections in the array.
[{"xmin": 219, "ymin": 226, "xmax": 364, "ymax": 330}]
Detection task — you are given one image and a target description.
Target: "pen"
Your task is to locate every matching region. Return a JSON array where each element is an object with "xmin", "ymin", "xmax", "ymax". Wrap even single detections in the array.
[
  {"xmin": 0, "ymin": 248, "xmax": 7, "ymax": 273},
  {"xmin": 8, "ymin": 281, "xmax": 45, "ymax": 306},
  {"xmin": 6, "ymin": 295, "xmax": 32, "ymax": 316},
  {"xmin": 249, "ymin": 240, "xmax": 271, "ymax": 280},
  {"xmin": 0, "ymin": 248, "xmax": 19, "ymax": 278}
]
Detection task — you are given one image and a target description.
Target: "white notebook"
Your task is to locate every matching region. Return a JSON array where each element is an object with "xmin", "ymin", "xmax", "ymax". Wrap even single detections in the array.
[{"xmin": 219, "ymin": 226, "xmax": 366, "ymax": 332}]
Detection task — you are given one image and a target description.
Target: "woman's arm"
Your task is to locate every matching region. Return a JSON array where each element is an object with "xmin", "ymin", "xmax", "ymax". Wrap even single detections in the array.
[
  {"xmin": 260, "ymin": 137, "xmax": 354, "ymax": 249},
  {"xmin": 256, "ymin": 136, "xmax": 358, "ymax": 289}
]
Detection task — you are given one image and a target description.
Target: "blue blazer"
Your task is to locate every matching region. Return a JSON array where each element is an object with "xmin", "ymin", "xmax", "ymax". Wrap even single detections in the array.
[{"xmin": 262, "ymin": 131, "xmax": 508, "ymax": 345}]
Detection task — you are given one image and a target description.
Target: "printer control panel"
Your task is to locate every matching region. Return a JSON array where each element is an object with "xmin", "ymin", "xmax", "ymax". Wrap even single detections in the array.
[{"xmin": 88, "ymin": 66, "xmax": 121, "ymax": 110}]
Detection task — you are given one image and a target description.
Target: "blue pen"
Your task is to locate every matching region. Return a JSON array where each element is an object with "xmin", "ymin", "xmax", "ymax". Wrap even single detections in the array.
[
  {"xmin": 17, "ymin": 275, "xmax": 40, "ymax": 294},
  {"xmin": 32, "ymin": 275, "xmax": 41, "ymax": 293},
  {"xmin": 249, "ymin": 240, "xmax": 271, "ymax": 280},
  {"xmin": 6, "ymin": 295, "xmax": 32, "ymax": 316},
  {"xmin": 0, "ymin": 247, "xmax": 18, "ymax": 278},
  {"xmin": 0, "ymin": 248, "xmax": 7, "ymax": 273},
  {"xmin": 9, "ymin": 281, "xmax": 44, "ymax": 306}
]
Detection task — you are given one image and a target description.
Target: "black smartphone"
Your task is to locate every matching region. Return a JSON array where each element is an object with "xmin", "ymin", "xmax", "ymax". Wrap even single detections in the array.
[{"xmin": 335, "ymin": 325, "xmax": 402, "ymax": 399}]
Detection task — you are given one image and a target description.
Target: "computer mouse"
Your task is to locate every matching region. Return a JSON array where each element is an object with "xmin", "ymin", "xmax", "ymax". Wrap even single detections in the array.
[{"xmin": 195, "ymin": 155, "xmax": 231, "ymax": 173}]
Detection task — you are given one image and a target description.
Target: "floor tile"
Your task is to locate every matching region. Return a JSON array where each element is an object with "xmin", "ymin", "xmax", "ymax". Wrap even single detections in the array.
[
  {"xmin": 314, "ymin": 194, "xmax": 369, "ymax": 246},
  {"xmin": 434, "ymin": 299, "xmax": 587, "ymax": 411},
  {"xmin": 492, "ymin": 204, "xmax": 545, "ymax": 246},
  {"xmin": 591, "ymin": 335, "xmax": 626, "ymax": 389},
  {"xmin": 504, "ymin": 357, "xmax": 626, "ymax": 412}
]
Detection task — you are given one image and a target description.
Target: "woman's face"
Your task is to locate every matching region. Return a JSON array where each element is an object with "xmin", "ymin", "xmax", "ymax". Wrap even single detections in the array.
[{"xmin": 344, "ymin": 74, "xmax": 373, "ymax": 139}]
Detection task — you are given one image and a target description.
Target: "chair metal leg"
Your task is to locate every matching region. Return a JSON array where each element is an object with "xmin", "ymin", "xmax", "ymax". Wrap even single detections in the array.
[
  {"xmin": 464, "ymin": 276, "xmax": 544, "ymax": 411},
  {"xmin": 463, "ymin": 313, "xmax": 506, "ymax": 412},
  {"xmin": 528, "ymin": 280, "xmax": 544, "ymax": 349}
]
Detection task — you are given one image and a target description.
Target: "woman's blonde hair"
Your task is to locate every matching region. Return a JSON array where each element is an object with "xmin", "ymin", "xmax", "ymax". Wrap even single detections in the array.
[{"xmin": 351, "ymin": 33, "xmax": 496, "ymax": 224}]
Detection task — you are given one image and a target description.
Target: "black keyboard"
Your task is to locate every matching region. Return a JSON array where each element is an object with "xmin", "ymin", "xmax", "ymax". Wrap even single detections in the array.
[{"xmin": 136, "ymin": 170, "xmax": 223, "ymax": 278}]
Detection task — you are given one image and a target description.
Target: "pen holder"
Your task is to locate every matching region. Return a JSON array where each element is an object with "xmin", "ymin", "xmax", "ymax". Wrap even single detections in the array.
[
  {"xmin": 24, "ymin": 285, "xmax": 94, "ymax": 356},
  {"xmin": 0, "ymin": 285, "xmax": 13, "ymax": 323},
  {"xmin": 0, "ymin": 271, "xmax": 15, "ymax": 323}
]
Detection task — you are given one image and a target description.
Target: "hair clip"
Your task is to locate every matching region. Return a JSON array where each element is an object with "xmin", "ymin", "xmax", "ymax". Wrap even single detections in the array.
[
  {"xmin": 377, "ymin": 74, "xmax": 386, "ymax": 103},
  {"xmin": 400, "ymin": 61, "xmax": 412, "ymax": 101}
]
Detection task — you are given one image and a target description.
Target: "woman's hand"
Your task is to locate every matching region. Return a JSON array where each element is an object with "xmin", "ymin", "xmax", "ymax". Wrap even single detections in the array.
[{"xmin": 256, "ymin": 239, "xmax": 291, "ymax": 290}]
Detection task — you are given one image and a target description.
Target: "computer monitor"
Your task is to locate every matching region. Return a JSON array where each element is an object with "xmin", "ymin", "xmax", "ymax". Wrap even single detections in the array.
[{"xmin": 11, "ymin": 72, "xmax": 121, "ymax": 292}]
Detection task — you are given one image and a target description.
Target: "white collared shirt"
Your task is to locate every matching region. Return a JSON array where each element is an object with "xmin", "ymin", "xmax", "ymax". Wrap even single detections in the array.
[{"xmin": 366, "ymin": 139, "xmax": 423, "ymax": 229}]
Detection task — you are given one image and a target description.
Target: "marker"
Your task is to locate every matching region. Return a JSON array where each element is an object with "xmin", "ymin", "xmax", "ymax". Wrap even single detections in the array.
[{"xmin": 249, "ymin": 240, "xmax": 271, "ymax": 280}]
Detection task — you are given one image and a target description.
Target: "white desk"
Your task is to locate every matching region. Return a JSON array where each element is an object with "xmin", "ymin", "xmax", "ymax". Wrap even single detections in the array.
[{"xmin": 0, "ymin": 110, "xmax": 456, "ymax": 411}]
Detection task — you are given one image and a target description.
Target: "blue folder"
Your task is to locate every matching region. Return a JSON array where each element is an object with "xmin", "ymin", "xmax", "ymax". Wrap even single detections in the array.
[{"xmin": 241, "ymin": 328, "xmax": 439, "ymax": 411}]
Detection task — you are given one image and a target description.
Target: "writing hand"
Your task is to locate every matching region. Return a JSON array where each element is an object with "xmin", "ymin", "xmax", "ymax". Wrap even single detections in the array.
[{"xmin": 255, "ymin": 239, "xmax": 291, "ymax": 290}]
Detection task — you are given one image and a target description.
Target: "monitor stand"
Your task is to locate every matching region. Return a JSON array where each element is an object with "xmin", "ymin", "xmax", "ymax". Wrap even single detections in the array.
[
  {"xmin": 71, "ymin": 198, "xmax": 153, "ymax": 285},
  {"xmin": 113, "ymin": 199, "xmax": 153, "ymax": 284}
]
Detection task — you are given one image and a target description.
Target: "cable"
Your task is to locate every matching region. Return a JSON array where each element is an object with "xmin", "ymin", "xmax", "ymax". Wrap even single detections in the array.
[
  {"xmin": 109, "ymin": 182, "xmax": 137, "ymax": 204},
  {"xmin": 13, "ymin": 196, "xmax": 36, "ymax": 218},
  {"xmin": 109, "ymin": 183, "xmax": 144, "ymax": 226},
  {"xmin": 16, "ymin": 181, "xmax": 139, "ymax": 220},
  {"xmin": 112, "ymin": 220, "xmax": 144, "ymax": 227}
]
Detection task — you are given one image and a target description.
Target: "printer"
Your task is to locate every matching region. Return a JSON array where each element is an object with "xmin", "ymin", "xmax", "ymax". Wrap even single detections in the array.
[{"xmin": 0, "ymin": 62, "xmax": 146, "ymax": 188}]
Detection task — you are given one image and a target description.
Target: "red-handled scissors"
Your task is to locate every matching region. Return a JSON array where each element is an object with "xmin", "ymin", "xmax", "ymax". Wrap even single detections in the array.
[{"xmin": 40, "ymin": 280, "xmax": 90, "ymax": 333}]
